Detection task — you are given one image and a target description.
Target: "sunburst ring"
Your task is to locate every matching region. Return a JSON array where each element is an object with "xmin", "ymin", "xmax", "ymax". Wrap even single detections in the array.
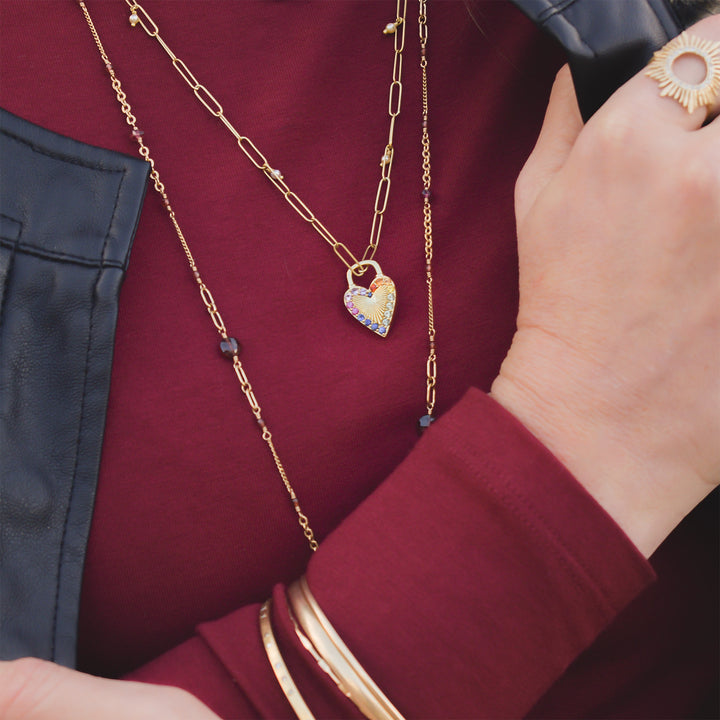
[{"xmin": 646, "ymin": 31, "xmax": 720, "ymax": 114}]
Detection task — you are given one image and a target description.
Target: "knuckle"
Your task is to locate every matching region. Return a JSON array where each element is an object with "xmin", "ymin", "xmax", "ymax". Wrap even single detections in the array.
[
  {"xmin": 584, "ymin": 108, "xmax": 639, "ymax": 153},
  {"xmin": 678, "ymin": 148, "xmax": 720, "ymax": 205}
]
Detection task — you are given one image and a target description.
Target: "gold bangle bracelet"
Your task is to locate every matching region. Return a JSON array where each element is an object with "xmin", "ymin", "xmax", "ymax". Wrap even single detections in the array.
[
  {"xmin": 288, "ymin": 608, "xmax": 347, "ymax": 693},
  {"xmin": 259, "ymin": 600, "xmax": 316, "ymax": 720},
  {"xmin": 287, "ymin": 577, "xmax": 406, "ymax": 720}
]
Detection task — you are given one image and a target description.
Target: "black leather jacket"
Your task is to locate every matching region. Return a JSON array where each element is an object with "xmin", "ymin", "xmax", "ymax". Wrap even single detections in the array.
[{"xmin": 0, "ymin": 0, "xmax": 707, "ymax": 667}]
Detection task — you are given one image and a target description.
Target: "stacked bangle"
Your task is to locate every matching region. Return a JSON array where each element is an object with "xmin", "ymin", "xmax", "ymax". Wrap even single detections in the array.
[
  {"xmin": 287, "ymin": 577, "xmax": 406, "ymax": 720},
  {"xmin": 259, "ymin": 579, "xmax": 406, "ymax": 720},
  {"xmin": 259, "ymin": 600, "xmax": 316, "ymax": 720}
]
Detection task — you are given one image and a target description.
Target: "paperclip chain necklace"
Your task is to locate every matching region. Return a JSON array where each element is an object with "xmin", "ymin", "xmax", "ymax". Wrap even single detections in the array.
[
  {"xmin": 77, "ymin": 0, "xmax": 438, "ymax": 552},
  {"xmin": 125, "ymin": 0, "xmax": 406, "ymax": 338}
]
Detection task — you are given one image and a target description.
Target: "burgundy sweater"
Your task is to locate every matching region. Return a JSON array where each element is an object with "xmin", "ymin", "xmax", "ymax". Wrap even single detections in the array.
[{"xmin": 1, "ymin": 1, "xmax": 716, "ymax": 717}]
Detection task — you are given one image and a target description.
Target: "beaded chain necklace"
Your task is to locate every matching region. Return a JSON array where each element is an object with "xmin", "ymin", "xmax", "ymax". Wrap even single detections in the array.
[{"xmin": 77, "ymin": 0, "xmax": 438, "ymax": 551}]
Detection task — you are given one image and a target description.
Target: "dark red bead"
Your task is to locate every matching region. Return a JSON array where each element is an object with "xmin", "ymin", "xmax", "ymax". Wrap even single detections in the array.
[{"xmin": 220, "ymin": 336, "xmax": 241, "ymax": 358}]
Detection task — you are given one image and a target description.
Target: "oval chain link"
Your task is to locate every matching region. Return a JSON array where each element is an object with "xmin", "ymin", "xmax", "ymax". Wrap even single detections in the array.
[{"xmin": 125, "ymin": 0, "xmax": 408, "ymax": 276}]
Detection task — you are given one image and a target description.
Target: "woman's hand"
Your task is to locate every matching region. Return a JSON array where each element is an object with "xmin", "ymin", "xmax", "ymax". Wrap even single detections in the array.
[
  {"xmin": 492, "ymin": 15, "xmax": 720, "ymax": 557},
  {"xmin": 0, "ymin": 658, "xmax": 221, "ymax": 720}
]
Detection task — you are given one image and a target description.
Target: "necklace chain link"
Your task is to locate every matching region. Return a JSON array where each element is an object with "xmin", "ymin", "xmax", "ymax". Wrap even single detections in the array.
[{"xmin": 124, "ymin": 0, "xmax": 407, "ymax": 277}]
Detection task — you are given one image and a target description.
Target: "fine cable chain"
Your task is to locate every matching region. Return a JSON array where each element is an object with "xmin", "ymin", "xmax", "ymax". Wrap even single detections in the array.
[
  {"xmin": 124, "ymin": 0, "xmax": 408, "ymax": 278},
  {"xmin": 418, "ymin": 0, "xmax": 437, "ymax": 426},
  {"xmin": 78, "ymin": 0, "xmax": 319, "ymax": 552}
]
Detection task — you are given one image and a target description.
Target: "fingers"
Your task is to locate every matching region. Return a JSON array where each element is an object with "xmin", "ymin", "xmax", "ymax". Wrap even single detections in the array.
[
  {"xmin": 515, "ymin": 65, "xmax": 583, "ymax": 227},
  {"xmin": 598, "ymin": 13, "xmax": 720, "ymax": 132},
  {"xmin": 0, "ymin": 658, "xmax": 219, "ymax": 720}
]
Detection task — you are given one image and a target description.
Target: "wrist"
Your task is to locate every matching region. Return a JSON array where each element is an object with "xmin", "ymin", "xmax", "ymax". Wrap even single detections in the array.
[{"xmin": 490, "ymin": 330, "xmax": 708, "ymax": 557}]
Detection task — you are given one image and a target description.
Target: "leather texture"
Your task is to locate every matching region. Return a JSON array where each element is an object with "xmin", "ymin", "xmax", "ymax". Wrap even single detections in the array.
[
  {"xmin": 511, "ymin": 0, "xmax": 683, "ymax": 120},
  {"xmin": 0, "ymin": 108, "xmax": 149, "ymax": 666}
]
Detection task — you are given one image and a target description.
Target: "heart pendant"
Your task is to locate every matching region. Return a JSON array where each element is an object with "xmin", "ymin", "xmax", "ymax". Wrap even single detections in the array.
[{"xmin": 344, "ymin": 261, "xmax": 396, "ymax": 337}]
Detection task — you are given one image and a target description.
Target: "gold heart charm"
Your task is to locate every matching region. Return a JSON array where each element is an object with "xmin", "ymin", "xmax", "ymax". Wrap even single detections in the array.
[{"xmin": 344, "ymin": 261, "xmax": 396, "ymax": 337}]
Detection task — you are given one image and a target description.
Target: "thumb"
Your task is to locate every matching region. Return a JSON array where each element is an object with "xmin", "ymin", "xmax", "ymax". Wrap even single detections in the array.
[
  {"xmin": 0, "ymin": 658, "xmax": 218, "ymax": 720},
  {"xmin": 515, "ymin": 64, "xmax": 583, "ymax": 228}
]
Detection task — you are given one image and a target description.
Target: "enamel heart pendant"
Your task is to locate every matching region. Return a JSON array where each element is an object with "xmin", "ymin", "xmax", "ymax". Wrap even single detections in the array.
[{"xmin": 344, "ymin": 260, "xmax": 396, "ymax": 337}]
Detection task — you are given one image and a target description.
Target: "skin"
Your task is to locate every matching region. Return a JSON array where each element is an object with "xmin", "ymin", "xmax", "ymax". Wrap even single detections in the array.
[
  {"xmin": 493, "ymin": 15, "xmax": 720, "ymax": 559},
  {"xmin": 1, "ymin": 13, "xmax": 719, "ymax": 719}
]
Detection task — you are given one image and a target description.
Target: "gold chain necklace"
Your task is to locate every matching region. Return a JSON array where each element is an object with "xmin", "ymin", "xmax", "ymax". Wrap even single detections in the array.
[
  {"xmin": 126, "ymin": 0, "xmax": 406, "ymax": 338},
  {"xmin": 77, "ymin": 0, "xmax": 438, "ymax": 553},
  {"xmin": 418, "ymin": 0, "xmax": 437, "ymax": 428}
]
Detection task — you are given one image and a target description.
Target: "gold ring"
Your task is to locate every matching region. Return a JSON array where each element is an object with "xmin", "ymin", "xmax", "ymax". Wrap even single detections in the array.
[{"xmin": 646, "ymin": 31, "xmax": 720, "ymax": 114}]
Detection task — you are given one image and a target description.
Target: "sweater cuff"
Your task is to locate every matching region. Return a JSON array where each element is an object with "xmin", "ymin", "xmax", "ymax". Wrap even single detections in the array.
[{"xmin": 303, "ymin": 388, "xmax": 655, "ymax": 718}]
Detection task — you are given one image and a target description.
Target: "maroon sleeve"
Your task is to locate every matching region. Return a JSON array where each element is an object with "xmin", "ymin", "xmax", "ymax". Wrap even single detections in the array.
[{"xmin": 128, "ymin": 389, "xmax": 655, "ymax": 718}]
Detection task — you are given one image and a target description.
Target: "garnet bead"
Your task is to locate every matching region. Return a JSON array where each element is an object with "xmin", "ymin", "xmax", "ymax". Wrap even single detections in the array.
[{"xmin": 220, "ymin": 336, "xmax": 241, "ymax": 358}]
